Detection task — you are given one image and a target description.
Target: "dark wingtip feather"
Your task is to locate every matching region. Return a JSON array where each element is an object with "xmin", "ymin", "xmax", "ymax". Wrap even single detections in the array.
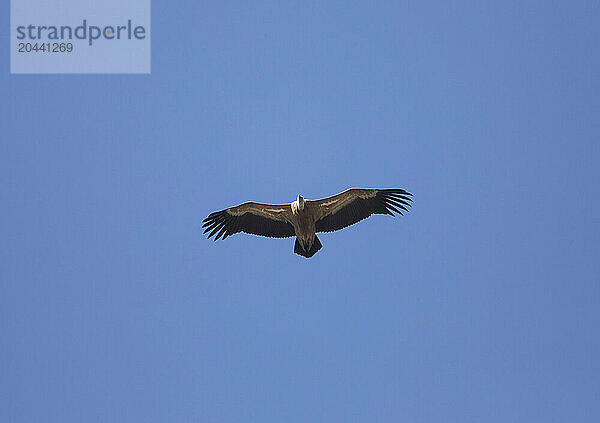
[
  {"xmin": 382, "ymin": 189, "xmax": 413, "ymax": 199},
  {"xmin": 203, "ymin": 224, "xmax": 218, "ymax": 234},
  {"xmin": 385, "ymin": 203, "xmax": 402, "ymax": 215},
  {"xmin": 215, "ymin": 225, "xmax": 228, "ymax": 241},
  {"xmin": 202, "ymin": 210, "xmax": 233, "ymax": 240},
  {"xmin": 386, "ymin": 199, "xmax": 410, "ymax": 212},
  {"xmin": 379, "ymin": 189, "xmax": 413, "ymax": 217}
]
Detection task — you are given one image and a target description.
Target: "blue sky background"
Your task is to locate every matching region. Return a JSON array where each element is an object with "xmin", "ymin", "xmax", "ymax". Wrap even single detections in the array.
[{"xmin": 2, "ymin": 1, "xmax": 599, "ymax": 422}]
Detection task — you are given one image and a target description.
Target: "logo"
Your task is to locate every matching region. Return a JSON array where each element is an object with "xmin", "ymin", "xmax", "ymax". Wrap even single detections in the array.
[{"xmin": 16, "ymin": 19, "xmax": 147, "ymax": 46}]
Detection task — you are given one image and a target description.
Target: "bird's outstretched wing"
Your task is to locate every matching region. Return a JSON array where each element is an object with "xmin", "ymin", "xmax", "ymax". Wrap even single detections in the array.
[
  {"xmin": 309, "ymin": 188, "xmax": 412, "ymax": 233},
  {"xmin": 203, "ymin": 202, "xmax": 295, "ymax": 241}
]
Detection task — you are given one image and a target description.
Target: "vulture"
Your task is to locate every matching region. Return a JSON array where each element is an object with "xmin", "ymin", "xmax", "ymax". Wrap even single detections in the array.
[{"xmin": 202, "ymin": 188, "xmax": 412, "ymax": 258}]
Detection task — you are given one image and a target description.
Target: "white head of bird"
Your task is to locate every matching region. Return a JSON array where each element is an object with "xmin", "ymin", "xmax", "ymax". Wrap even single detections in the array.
[{"xmin": 291, "ymin": 195, "xmax": 305, "ymax": 214}]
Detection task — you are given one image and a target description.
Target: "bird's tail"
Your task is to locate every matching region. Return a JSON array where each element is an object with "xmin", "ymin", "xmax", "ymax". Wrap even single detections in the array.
[{"xmin": 294, "ymin": 236, "xmax": 322, "ymax": 258}]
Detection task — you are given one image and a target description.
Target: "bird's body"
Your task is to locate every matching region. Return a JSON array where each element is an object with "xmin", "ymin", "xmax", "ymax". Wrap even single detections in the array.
[
  {"xmin": 290, "ymin": 195, "xmax": 319, "ymax": 255},
  {"xmin": 203, "ymin": 188, "xmax": 412, "ymax": 258}
]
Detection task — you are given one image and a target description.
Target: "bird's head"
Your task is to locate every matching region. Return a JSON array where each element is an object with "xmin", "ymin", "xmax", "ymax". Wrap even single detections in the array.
[{"xmin": 297, "ymin": 195, "xmax": 305, "ymax": 210}]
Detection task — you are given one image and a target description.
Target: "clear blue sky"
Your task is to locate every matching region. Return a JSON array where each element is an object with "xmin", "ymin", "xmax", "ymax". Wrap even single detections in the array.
[{"xmin": 2, "ymin": 1, "xmax": 599, "ymax": 422}]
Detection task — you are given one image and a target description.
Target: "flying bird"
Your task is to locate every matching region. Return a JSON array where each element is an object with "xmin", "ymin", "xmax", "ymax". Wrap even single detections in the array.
[{"xmin": 202, "ymin": 188, "xmax": 412, "ymax": 258}]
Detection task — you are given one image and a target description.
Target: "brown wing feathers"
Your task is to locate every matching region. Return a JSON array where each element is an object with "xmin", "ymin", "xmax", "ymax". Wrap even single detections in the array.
[
  {"xmin": 204, "ymin": 188, "xmax": 412, "ymax": 242},
  {"xmin": 315, "ymin": 189, "xmax": 412, "ymax": 233},
  {"xmin": 202, "ymin": 209, "xmax": 295, "ymax": 241}
]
